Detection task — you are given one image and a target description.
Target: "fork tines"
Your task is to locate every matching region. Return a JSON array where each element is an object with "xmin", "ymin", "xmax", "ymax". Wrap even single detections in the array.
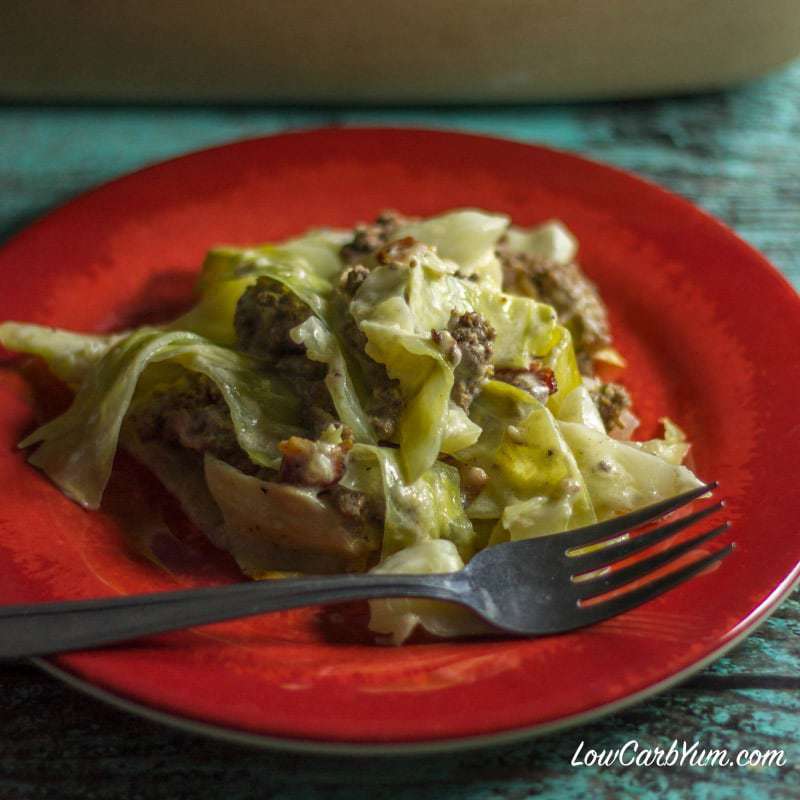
[
  {"xmin": 562, "ymin": 481, "xmax": 718, "ymax": 551},
  {"xmin": 577, "ymin": 541, "xmax": 735, "ymax": 626},
  {"xmin": 565, "ymin": 482, "xmax": 733, "ymax": 622},
  {"xmin": 571, "ymin": 501, "xmax": 727, "ymax": 576}
]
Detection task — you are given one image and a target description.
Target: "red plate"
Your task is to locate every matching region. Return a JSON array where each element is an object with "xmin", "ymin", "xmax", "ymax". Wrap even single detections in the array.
[{"xmin": 1, "ymin": 128, "xmax": 799, "ymax": 752}]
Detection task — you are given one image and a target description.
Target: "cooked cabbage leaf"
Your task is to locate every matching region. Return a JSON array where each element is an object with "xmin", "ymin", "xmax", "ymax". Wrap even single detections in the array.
[
  {"xmin": 631, "ymin": 417, "xmax": 691, "ymax": 466},
  {"xmin": 458, "ymin": 381, "xmax": 596, "ymax": 538},
  {"xmin": 556, "ymin": 385, "xmax": 605, "ymax": 431},
  {"xmin": 204, "ymin": 454, "xmax": 375, "ymax": 576},
  {"xmin": 0, "ymin": 322, "xmax": 125, "ymax": 387},
  {"xmin": 473, "ymin": 290, "xmax": 559, "ymax": 369},
  {"xmin": 18, "ymin": 328, "xmax": 302, "ymax": 509},
  {"xmin": 269, "ymin": 228, "xmax": 352, "ymax": 282},
  {"xmin": 170, "ymin": 233, "xmax": 336, "ymax": 345},
  {"xmin": 368, "ymin": 540, "xmax": 489, "ymax": 645},
  {"xmin": 542, "ymin": 326, "xmax": 583, "ymax": 415},
  {"xmin": 503, "ymin": 220, "xmax": 578, "ymax": 265},
  {"xmin": 167, "ymin": 271, "xmax": 253, "ymax": 347},
  {"xmin": 198, "ymin": 228, "xmax": 348, "ymax": 288},
  {"xmin": 558, "ymin": 420, "xmax": 703, "ymax": 519},
  {"xmin": 396, "ymin": 209, "xmax": 509, "ymax": 287},
  {"xmin": 348, "ymin": 251, "xmax": 563, "ymax": 480},
  {"xmin": 350, "ymin": 262, "xmax": 472, "ymax": 479},
  {"xmin": 340, "ymin": 444, "xmax": 475, "ymax": 560}
]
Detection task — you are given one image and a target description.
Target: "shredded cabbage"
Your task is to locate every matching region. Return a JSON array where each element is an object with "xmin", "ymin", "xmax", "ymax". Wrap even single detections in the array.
[
  {"xmin": 349, "ymin": 259, "xmax": 474, "ymax": 479},
  {"xmin": 10, "ymin": 328, "xmax": 301, "ymax": 508},
  {"xmin": 457, "ymin": 381, "xmax": 596, "ymax": 539},
  {"xmin": 0, "ymin": 322, "xmax": 125, "ymax": 387},
  {"xmin": 503, "ymin": 220, "xmax": 578, "ymax": 265},
  {"xmin": 558, "ymin": 420, "xmax": 702, "ymax": 520},
  {"xmin": 0, "ymin": 209, "xmax": 706, "ymax": 645},
  {"xmin": 368, "ymin": 540, "xmax": 489, "ymax": 645},
  {"xmin": 341, "ymin": 444, "xmax": 475, "ymax": 560},
  {"xmin": 397, "ymin": 209, "xmax": 509, "ymax": 287},
  {"xmin": 170, "ymin": 229, "xmax": 342, "ymax": 345},
  {"xmin": 348, "ymin": 243, "xmax": 564, "ymax": 480}
]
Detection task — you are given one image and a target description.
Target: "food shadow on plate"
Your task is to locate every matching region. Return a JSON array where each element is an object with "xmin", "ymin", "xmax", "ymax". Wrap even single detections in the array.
[{"xmin": 103, "ymin": 268, "xmax": 197, "ymax": 331}]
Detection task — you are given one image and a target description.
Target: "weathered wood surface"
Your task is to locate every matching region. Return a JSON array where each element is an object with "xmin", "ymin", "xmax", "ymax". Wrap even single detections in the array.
[{"xmin": 1, "ymin": 59, "xmax": 799, "ymax": 800}]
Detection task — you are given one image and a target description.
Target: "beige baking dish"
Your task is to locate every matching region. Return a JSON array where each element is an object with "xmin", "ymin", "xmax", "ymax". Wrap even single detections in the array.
[{"xmin": 3, "ymin": 0, "xmax": 800, "ymax": 103}]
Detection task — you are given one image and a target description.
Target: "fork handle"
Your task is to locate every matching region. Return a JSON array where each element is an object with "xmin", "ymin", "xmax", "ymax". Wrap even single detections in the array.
[{"xmin": 0, "ymin": 572, "xmax": 470, "ymax": 660}]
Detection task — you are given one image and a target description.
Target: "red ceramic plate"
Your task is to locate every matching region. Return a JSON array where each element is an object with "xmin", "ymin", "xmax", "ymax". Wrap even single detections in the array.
[{"xmin": 1, "ymin": 128, "xmax": 799, "ymax": 752}]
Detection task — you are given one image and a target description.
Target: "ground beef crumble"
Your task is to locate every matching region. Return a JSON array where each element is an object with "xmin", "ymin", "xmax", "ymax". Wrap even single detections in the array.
[
  {"xmin": 327, "ymin": 485, "xmax": 367, "ymax": 519},
  {"xmin": 339, "ymin": 211, "xmax": 409, "ymax": 264},
  {"xmin": 133, "ymin": 374, "xmax": 259, "ymax": 475},
  {"xmin": 323, "ymin": 484, "xmax": 384, "ymax": 531},
  {"xmin": 234, "ymin": 276, "xmax": 311, "ymax": 358},
  {"xmin": 590, "ymin": 380, "xmax": 633, "ymax": 432},
  {"xmin": 433, "ymin": 310, "xmax": 496, "ymax": 411},
  {"xmin": 234, "ymin": 277, "xmax": 337, "ymax": 434}
]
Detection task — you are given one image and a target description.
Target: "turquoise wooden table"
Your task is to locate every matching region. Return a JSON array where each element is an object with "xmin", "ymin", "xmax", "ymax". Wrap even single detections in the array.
[{"xmin": 1, "ymin": 61, "xmax": 799, "ymax": 800}]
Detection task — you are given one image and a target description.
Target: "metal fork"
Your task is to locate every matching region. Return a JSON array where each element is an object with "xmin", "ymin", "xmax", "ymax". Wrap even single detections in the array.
[{"xmin": 0, "ymin": 482, "xmax": 731, "ymax": 658}]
